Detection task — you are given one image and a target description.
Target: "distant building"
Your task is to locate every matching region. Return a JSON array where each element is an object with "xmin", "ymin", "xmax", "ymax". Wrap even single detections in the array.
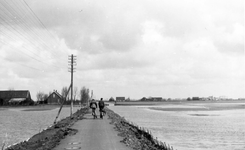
[
  {"xmin": 0, "ymin": 90, "xmax": 33, "ymax": 105},
  {"xmin": 192, "ymin": 97, "xmax": 200, "ymax": 101},
  {"xmin": 116, "ymin": 97, "xmax": 125, "ymax": 101},
  {"xmin": 152, "ymin": 97, "xmax": 163, "ymax": 101},
  {"xmin": 147, "ymin": 97, "xmax": 163, "ymax": 101},
  {"xmin": 46, "ymin": 90, "xmax": 63, "ymax": 104},
  {"xmin": 140, "ymin": 97, "xmax": 163, "ymax": 101}
]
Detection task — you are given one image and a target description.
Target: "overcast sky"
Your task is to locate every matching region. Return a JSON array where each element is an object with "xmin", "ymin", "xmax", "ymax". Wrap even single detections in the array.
[{"xmin": 0, "ymin": 0, "xmax": 244, "ymax": 100}]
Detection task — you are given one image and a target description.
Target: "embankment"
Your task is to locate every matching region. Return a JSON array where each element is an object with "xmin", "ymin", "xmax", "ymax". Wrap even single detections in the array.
[
  {"xmin": 5, "ymin": 108, "xmax": 88, "ymax": 150},
  {"xmin": 5, "ymin": 107, "xmax": 174, "ymax": 150},
  {"xmin": 106, "ymin": 108, "xmax": 174, "ymax": 150}
]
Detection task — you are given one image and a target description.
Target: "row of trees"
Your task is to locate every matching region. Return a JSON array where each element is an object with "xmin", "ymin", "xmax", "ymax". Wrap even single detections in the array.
[
  {"xmin": 60, "ymin": 86, "xmax": 90, "ymax": 104},
  {"xmin": 36, "ymin": 86, "xmax": 90, "ymax": 105},
  {"xmin": 36, "ymin": 92, "xmax": 50, "ymax": 104}
]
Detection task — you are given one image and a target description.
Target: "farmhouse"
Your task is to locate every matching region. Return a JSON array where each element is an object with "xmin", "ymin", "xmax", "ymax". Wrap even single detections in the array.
[
  {"xmin": 192, "ymin": 97, "xmax": 200, "ymax": 101},
  {"xmin": 0, "ymin": 90, "xmax": 33, "ymax": 105},
  {"xmin": 46, "ymin": 90, "xmax": 63, "ymax": 104},
  {"xmin": 140, "ymin": 97, "xmax": 163, "ymax": 101},
  {"xmin": 149, "ymin": 97, "xmax": 162, "ymax": 101},
  {"xmin": 116, "ymin": 97, "xmax": 125, "ymax": 101}
]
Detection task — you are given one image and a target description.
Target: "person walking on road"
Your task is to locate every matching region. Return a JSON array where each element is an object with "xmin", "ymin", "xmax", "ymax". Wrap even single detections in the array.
[
  {"xmin": 98, "ymin": 98, "xmax": 106, "ymax": 119},
  {"xmin": 90, "ymin": 99, "xmax": 97, "ymax": 119}
]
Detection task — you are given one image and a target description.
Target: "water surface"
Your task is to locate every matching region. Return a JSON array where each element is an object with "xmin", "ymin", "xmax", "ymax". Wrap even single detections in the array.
[
  {"xmin": 0, "ymin": 106, "xmax": 79, "ymax": 147},
  {"xmin": 109, "ymin": 102, "xmax": 245, "ymax": 150}
]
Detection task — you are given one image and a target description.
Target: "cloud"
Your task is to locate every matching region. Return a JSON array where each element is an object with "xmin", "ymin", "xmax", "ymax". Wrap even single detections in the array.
[
  {"xmin": 214, "ymin": 23, "xmax": 244, "ymax": 55},
  {"xmin": 26, "ymin": 0, "xmax": 145, "ymax": 53},
  {"xmin": 0, "ymin": 0, "xmax": 244, "ymax": 99}
]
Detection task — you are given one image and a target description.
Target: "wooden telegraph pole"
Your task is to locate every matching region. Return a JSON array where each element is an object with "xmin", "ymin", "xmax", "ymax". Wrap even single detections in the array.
[{"xmin": 68, "ymin": 54, "xmax": 76, "ymax": 118}]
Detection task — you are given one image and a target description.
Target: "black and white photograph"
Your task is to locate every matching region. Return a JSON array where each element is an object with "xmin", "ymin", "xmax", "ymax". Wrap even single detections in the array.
[{"xmin": 0, "ymin": 0, "xmax": 244, "ymax": 150}]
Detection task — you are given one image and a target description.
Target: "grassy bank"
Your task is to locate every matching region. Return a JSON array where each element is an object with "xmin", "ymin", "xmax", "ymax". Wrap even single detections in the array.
[{"xmin": 106, "ymin": 108, "xmax": 174, "ymax": 150}]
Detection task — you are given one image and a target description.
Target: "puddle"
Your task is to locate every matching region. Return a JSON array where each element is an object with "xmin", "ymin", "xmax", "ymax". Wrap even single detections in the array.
[
  {"xmin": 64, "ymin": 147, "xmax": 81, "ymax": 150},
  {"xmin": 68, "ymin": 142, "xmax": 81, "ymax": 145},
  {"xmin": 190, "ymin": 114, "xmax": 219, "ymax": 116}
]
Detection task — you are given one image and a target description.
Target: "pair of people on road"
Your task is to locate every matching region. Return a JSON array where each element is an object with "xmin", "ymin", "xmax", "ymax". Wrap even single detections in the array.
[{"xmin": 89, "ymin": 98, "xmax": 105, "ymax": 119}]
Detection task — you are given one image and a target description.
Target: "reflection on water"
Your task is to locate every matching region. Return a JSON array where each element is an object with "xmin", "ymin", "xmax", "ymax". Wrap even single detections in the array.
[
  {"xmin": 0, "ymin": 107, "xmax": 79, "ymax": 147},
  {"xmin": 109, "ymin": 103, "xmax": 245, "ymax": 150}
]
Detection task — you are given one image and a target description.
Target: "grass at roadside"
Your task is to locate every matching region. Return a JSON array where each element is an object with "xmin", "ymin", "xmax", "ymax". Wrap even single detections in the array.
[{"xmin": 107, "ymin": 108, "xmax": 174, "ymax": 150}]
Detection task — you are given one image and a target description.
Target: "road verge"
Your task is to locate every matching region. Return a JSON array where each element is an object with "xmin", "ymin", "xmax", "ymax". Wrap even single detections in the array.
[{"xmin": 106, "ymin": 108, "xmax": 174, "ymax": 150}]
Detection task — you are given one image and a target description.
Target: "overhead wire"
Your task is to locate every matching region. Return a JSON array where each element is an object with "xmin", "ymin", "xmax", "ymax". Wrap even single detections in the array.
[
  {"xmin": 0, "ymin": 15, "xmax": 64, "ymax": 70},
  {"xmin": 1, "ymin": 0, "xmax": 67, "ymax": 61},
  {"xmin": 0, "ymin": 30, "xmax": 63, "ymax": 70},
  {"xmin": 0, "ymin": 10, "xmax": 49, "ymax": 61},
  {"xmin": 0, "ymin": 0, "xmax": 69, "ymax": 71},
  {"xmin": 8, "ymin": 0, "xmax": 67, "ymax": 57},
  {"xmin": 0, "ymin": 41, "xmax": 49, "ymax": 72},
  {"xmin": 21, "ymin": 0, "xmax": 69, "ymax": 55}
]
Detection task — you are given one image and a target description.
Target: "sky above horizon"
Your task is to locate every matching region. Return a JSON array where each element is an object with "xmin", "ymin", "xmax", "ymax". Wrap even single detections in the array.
[{"xmin": 0, "ymin": 0, "xmax": 244, "ymax": 100}]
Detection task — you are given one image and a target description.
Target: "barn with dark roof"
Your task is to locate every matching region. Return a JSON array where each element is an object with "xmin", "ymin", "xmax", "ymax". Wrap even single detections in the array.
[{"xmin": 0, "ymin": 90, "xmax": 33, "ymax": 105}]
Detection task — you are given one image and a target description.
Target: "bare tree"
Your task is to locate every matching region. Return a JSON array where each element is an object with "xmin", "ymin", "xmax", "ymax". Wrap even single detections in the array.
[
  {"xmin": 109, "ymin": 97, "xmax": 115, "ymax": 101},
  {"xmin": 36, "ymin": 91, "xmax": 45, "ymax": 104},
  {"xmin": 80, "ymin": 87, "xmax": 90, "ymax": 105},
  {"xmin": 8, "ymin": 88, "xmax": 15, "ymax": 100},
  {"xmin": 61, "ymin": 86, "xmax": 68, "ymax": 99}
]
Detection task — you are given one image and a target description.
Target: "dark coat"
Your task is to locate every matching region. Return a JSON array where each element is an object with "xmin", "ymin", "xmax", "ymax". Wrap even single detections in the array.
[
  {"xmin": 98, "ymin": 101, "xmax": 105, "ymax": 109},
  {"xmin": 90, "ymin": 101, "xmax": 97, "ymax": 109}
]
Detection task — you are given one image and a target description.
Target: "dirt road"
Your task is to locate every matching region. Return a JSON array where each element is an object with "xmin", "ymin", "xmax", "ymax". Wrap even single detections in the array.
[{"xmin": 53, "ymin": 109, "xmax": 132, "ymax": 150}]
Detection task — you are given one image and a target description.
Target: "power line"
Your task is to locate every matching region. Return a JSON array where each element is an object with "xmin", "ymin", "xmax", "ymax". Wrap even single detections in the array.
[
  {"xmin": 0, "ymin": 35, "xmax": 65, "ymax": 71},
  {"xmin": 22, "ymin": 0, "xmax": 68, "ymax": 54},
  {"xmin": 10, "ymin": 0, "xmax": 66, "ymax": 56},
  {"xmin": 1, "ymin": 0, "xmax": 67, "ymax": 59},
  {"xmin": 0, "ymin": 1, "xmax": 68, "ymax": 70},
  {"xmin": 0, "ymin": 49, "xmax": 45, "ymax": 72},
  {"xmin": 0, "ymin": 18, "xmax": 64, "ymax": 70}
]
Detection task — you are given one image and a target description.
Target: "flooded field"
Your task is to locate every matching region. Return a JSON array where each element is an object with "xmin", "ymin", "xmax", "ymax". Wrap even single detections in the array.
[
  {"xmin": 0, "ymin": 105, "xmax": 80, "ymax": 147},
  {"xmin": 1, "ymin": 102, "xmax": 244, "ymax": 150},
  {"xmin": 109, "ymin": 101, "xmax": 245, "ymax": 150}
]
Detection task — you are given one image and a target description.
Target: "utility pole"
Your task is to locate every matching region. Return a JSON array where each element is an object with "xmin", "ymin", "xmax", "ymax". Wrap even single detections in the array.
[{"xmin": 68, "ymin": 54, "xmax": 76, "ymax": 118}]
